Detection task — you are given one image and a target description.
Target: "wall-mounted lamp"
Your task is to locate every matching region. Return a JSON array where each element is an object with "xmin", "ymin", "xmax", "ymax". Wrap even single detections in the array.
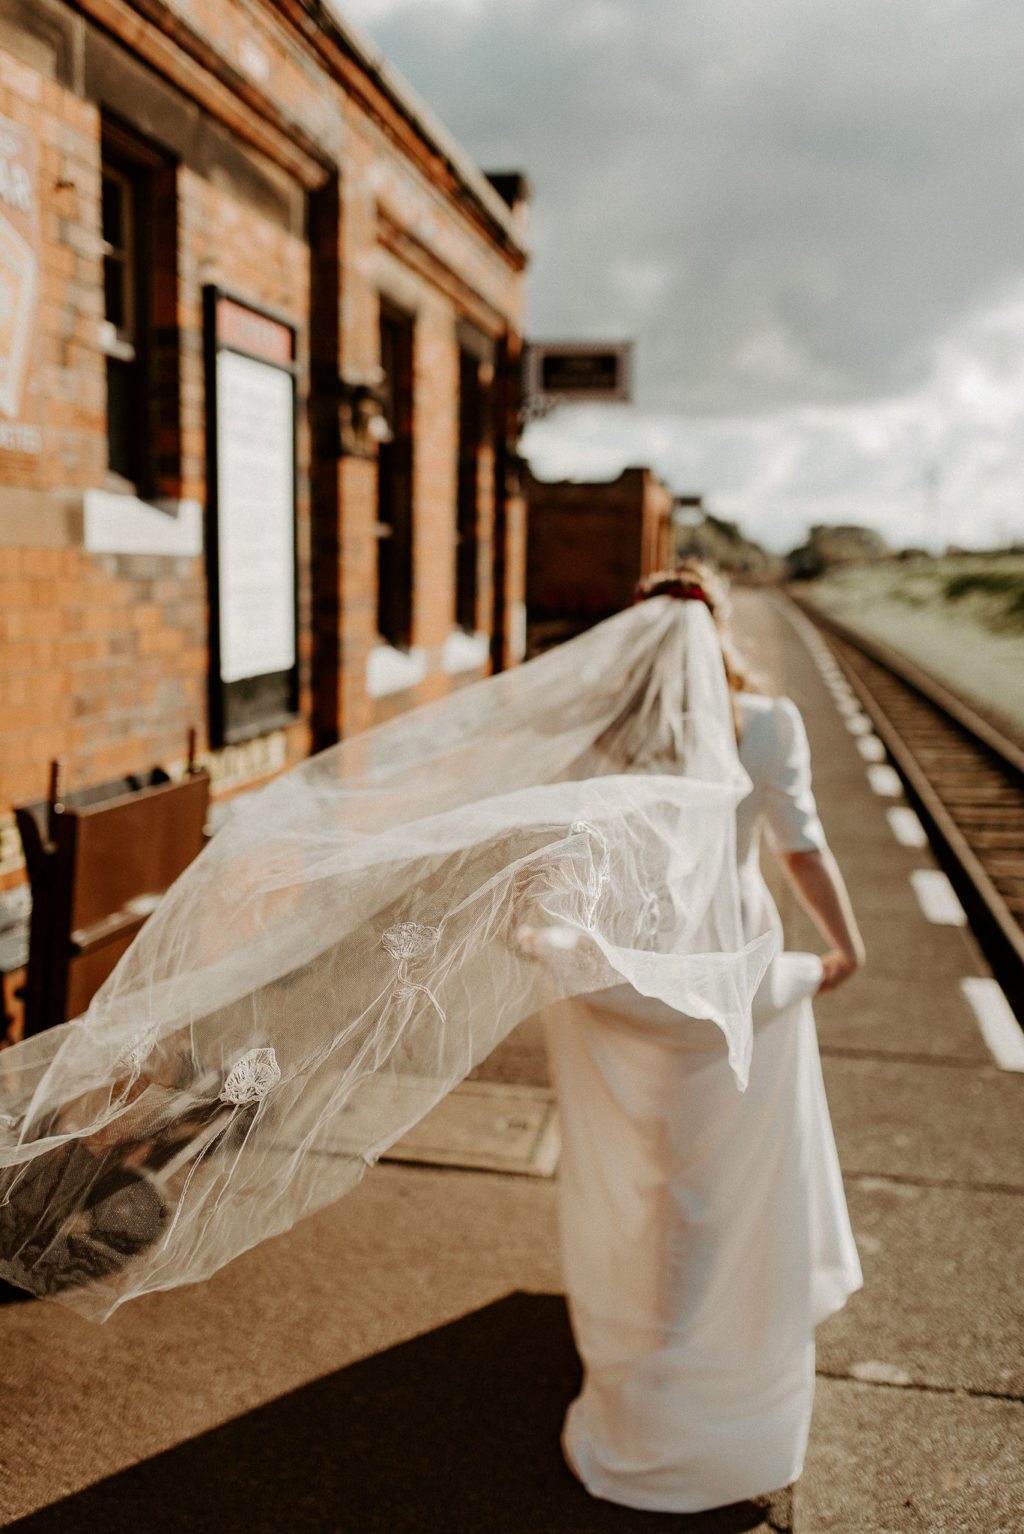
[{"xmin": 336, "ymin": 370, "xmax": 391, "ymax": 458}]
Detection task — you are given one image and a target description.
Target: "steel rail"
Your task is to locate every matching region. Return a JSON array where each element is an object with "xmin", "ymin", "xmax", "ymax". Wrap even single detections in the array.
[{"xmin": 790, "ymin": 595, "xmax": 1024, "ymax": 1023}]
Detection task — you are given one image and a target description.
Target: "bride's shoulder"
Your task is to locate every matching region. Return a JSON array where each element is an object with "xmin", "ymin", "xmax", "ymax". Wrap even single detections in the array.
[
  {"xmin": 737, "ymin": 692, "xmax": 805, "ymax": 751},
  {"xmin": 738, "ymin": 691, "xmax": 800, "ymax": 718},
  {"xmin": 737, "ymin": 690, "xmax": 783, "ymax": 726}
]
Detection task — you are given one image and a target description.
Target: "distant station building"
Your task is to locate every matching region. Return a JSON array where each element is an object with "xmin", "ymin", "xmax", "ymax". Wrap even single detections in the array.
[
  {"xmin": 524, "ymin": 465, "xmax": 673, "ymax": 649},
  {"xmin": 0, "ymin": 0, "xmax": 529, "ymax": 892}
]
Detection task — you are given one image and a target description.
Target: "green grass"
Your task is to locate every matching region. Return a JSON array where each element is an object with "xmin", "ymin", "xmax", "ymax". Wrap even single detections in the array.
[
  {"xmin": 798, "ymin": 555, "xmax": 1024, "ymax": 733},
  {"xmin": 940, "ymin": 567, "xmax": 1024, "ymax": 628}
]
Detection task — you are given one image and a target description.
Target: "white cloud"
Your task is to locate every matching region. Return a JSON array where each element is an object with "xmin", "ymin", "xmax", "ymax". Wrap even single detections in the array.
[
  {"xmin": 524, "ymin": 299, "xmax": 1024, "ymax": 553},
  {"xmin": 607, "ymin": 258, "xmax": 673, "ymax": 328},
  {"xmin": 342, "ymin": 0, "xmax": 1024, "ymax": 549}
]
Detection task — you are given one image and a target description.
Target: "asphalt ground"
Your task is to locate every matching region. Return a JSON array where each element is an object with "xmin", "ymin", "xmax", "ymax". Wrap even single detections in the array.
[{"xmin": 1, "ymin": 588, "xmax": 1022, "ymax": 1532}]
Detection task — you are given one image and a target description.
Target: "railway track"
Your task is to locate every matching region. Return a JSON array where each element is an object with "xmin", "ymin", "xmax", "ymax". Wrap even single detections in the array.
[{"xmin": 793, "ymin": 599, "xmax": 1024, "ymax": 1024}]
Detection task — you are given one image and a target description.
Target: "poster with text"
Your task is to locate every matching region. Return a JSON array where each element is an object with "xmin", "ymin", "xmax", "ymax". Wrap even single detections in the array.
[{"xmin": 215, "ymin": 347, "xmax": 297, "ymax": 684}]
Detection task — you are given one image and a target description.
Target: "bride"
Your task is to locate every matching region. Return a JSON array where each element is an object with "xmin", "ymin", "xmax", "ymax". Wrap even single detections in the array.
[
  {"xmin": 0, "ymin": 562, "xmax": 862, "ymax": 1512},
  {"xmin": 542, "ymin": 564, "xmax": 864, "ymax": 1512}
]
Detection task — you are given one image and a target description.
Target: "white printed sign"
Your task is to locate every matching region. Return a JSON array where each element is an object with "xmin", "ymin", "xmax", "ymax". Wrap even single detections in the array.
[{"xmin": 215, "ymin": 348, "xmax": 296, "ymax": 683}]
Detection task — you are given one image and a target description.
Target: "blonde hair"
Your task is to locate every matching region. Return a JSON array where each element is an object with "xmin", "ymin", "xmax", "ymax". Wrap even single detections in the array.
[{"xmin": 635, "ymin": 560, "xmax": 763, "ymax": 701}]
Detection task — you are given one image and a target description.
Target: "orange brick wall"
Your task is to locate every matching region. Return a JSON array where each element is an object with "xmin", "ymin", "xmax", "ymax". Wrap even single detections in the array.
[
  {"xmin": 0, "ymin": 46, "xmax": 314, "ymax": 887},
  {"xmin": 0, "ymin": 52, "xmax": 105, "ymax": 493},
  {"xmin": 0, "ymin": 1, "xmax": 528, "ymax": 892},
  {"xmin": 0, "ymin": 546, "xmax": 207, "ymax": 806},
  {"xmin": 525, "ymin": 467, "xmax": 673, "ymax": 624}
]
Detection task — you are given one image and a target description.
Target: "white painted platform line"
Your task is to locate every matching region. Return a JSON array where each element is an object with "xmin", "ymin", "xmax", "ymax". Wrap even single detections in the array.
[
  {"xmin": 961, "ymin": 977, "xmax": 1024, "ymax": 1072},
  {"xmin": 856, "ymin": 734, "xmax": 887, "ymax": 762},
  {"xmin": 867, "ymin": 763, "xmax": 904, "ymax": 796},
  {"xmin": 886, "ymin": 806, "xmax": 929, "ymax": 848},
  {"xmin": 910, "ymin": 868, "xmax": 967, "ymax": 926}
]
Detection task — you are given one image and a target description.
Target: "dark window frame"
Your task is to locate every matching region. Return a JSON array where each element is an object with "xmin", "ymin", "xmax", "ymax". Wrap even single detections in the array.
[
  {"xmin": 376, "ymin": 300, "xmax": 416, "ymax": 652},
  {"xmin": 100, "ymin": 118, "xmax": 178, "ymax": 500},
  {"xmin": 455, "ymin": 347, "xmax": 481, "ymax": 634},
  {"xmin": 455, "ymin": 342, "xmax": 497, "ymax": 635}
]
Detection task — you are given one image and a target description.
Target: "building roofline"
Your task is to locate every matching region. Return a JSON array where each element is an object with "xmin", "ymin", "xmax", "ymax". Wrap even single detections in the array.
[{"xmin": 313, "ymin": 0, "xmax": 529, "ymax": 259}]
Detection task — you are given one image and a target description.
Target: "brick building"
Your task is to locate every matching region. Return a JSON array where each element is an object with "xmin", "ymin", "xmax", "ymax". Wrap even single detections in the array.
[
  {"xmin": 525, "ymin": 465, "xmax": 673, "ymax": 647},
  {"xmin": 0, "ymin": 0, "xmax": 529, "ymax": 897}
]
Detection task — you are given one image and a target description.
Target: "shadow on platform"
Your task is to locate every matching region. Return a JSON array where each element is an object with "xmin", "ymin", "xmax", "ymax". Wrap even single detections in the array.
[
  {"xmin": 6, "ymin": 1292, "xmax": 789, "ymax": 1533},
  {"xmin": 0, "ymin": 1279, "xmax": 32, "ymax": 1305}
]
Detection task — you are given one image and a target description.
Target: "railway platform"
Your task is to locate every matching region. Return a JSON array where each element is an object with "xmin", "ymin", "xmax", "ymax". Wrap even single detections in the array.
[{"xmin": 1, "ymin": 587, "xmax": 1022, "ymax": 1533}]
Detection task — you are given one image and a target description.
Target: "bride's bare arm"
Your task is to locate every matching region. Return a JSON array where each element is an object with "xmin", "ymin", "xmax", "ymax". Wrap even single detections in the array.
[{"xmin": 781, "ymin": 847, "xmax": 866, "ymax": 993}]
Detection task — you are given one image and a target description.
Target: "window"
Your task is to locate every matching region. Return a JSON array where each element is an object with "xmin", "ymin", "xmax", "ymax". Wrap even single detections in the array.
[
  {"xmin": 454, "ymin": 322, "xmax": 496, "ymax": 637},
  {"xmin": 376, "ymin": 303, "xmax": 415, "ymax": 651},
  {"xmin": 456, "ymin": 348, "xmax": 482, "ymax": 633},
  {"xmin": 101, "ymin": 156, "xmax": 141, "ymax": 486},
  {"xmin": 100, "ymin": 122, "xmax": 177, "ymax": 497}
]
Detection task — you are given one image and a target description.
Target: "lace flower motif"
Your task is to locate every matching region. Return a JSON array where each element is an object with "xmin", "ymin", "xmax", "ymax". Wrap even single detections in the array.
[
  {"xmin": 221, "ymin": 1047, "xmax": 281, "ymax": 1106},
  {"xmin": 113, "ymin": 1025, "xmax": 160, "ymax": 1078},
  {"xmin": 380, "ymin": 923, "xmax": 444, "ymax": 1020},
  {"xmin": 381, "ymin": 922, "xmax": 440, "ymax": 960}
]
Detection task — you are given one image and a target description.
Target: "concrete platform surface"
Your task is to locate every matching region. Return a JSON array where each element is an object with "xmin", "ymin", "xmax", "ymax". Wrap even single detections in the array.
[
  {"xmin": 797, "ymin": 1378, "xmax": 1023, "ymax": 1533},
  {"xmin": 753, "ymin": 590, "xmax": 1024, "ymax": 1533},
  {"xmin": 1, "ymin": 587, "xmax": 1022, "ymax": 1532}
]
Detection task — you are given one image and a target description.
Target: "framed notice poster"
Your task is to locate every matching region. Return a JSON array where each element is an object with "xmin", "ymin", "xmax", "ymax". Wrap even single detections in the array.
[{"xmin": 205, "ymin": 287, "xmax": 299, "ymax": 745}]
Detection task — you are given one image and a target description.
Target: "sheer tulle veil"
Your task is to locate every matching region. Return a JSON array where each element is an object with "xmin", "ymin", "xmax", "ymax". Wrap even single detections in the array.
[{"xmin": 0, "ymin": 596, "xmax": 775, "ymax": 1318}]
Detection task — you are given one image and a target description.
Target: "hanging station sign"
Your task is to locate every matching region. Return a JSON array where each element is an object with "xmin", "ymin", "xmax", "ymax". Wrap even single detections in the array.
[
  {"xmin": 204, "ymin": 287, "xmax": 299, "ymax": 746},
  {"xmin": 522, "ymin": 341, "xmax": 633, "ymax": 407}
]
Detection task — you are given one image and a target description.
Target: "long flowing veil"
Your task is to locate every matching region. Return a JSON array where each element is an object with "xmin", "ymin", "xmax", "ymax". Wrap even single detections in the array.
[{"xmin": 0, "ymin": 598, "xmax": 775, "ymax": 1318}]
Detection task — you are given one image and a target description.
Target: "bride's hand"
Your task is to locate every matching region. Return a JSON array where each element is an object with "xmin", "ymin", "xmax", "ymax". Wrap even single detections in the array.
[
  {"xmin": 514, "ymin": 923, "xmax": 582, "ymax": 960},
  {"xmin": 515, "ymin": 923, "xmax": 543, "ymax": 959},
  {"xmin": 817, "ymin": 948, "xmax": 863, "ymax": 993}
]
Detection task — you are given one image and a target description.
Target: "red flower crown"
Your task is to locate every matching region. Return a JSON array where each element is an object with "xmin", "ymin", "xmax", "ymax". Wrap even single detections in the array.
[{"xmin": 634, "ymin": 578, "xmax": 713, "ymax": 610}]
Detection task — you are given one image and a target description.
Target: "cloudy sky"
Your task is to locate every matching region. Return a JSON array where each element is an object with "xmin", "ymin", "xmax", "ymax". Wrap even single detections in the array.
[{"xmin": 342, "ymin": 0, "xmax": 1024, "ymax": 553}]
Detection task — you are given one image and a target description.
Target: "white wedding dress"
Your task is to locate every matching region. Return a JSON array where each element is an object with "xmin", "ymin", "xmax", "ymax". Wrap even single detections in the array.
[{"xmin": 546, "ymin": 693, "xmax": 863, "ymax": 1513}]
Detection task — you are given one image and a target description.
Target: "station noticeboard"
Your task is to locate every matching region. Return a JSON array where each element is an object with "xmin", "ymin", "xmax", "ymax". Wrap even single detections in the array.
[
  {"xmin": 204, "ymin": 287, "xmax": 299, "ymax": 747},
  {"xmin": 522, "ymin": 341, "xmax": 633, "ymax": 406}
]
